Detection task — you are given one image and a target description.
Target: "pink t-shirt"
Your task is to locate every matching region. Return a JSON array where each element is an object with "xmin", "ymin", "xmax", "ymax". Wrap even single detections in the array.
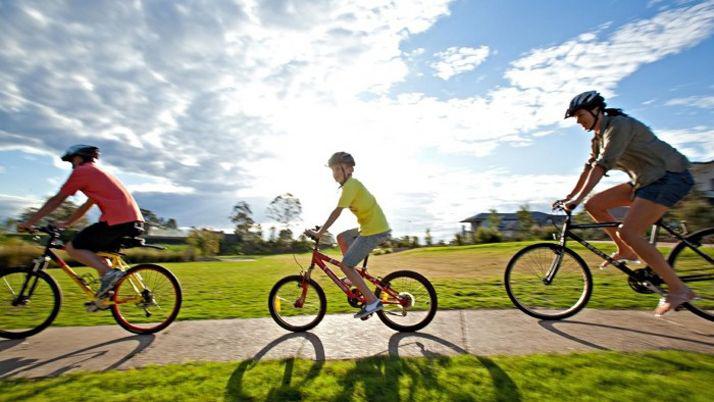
[{"xmin": 59, "ymin": 163, "xmax": 143, "ymax": 226}]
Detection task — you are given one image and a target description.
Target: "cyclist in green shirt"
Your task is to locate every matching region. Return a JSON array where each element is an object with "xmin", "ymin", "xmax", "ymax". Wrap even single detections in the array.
[
  {"xmin": 557, "ymin": 91, "xmax": 695, "ymax": 316},
  {"xmin": 308, "ymin": 152, "xmax": 391, "ymax": 319}
]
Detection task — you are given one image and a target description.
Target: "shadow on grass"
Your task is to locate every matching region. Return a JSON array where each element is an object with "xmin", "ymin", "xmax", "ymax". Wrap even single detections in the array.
[
  {"xmin": 0, "ymin": 334, "xmax": 155, "ymax": 379},
  {"xmin": 387, "ymin": 332, "xmax": 521, "ymax": 402},
  {"xmin": 538, "ymin": 319, "xmax": 714, "ymax": 350},
  {"xmin": 225, "ymin": 332, "xmax": 325, "ymax": 401}
]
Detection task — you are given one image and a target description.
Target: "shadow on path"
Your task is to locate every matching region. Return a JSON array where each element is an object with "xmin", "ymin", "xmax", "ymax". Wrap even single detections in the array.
[
  {"xmin": 0, "ymin": 334, "xmax": 155, "ymax": 379},
  {"xmin": 538, "ymin": 319, "xmax": 714, "ymax": 351},
  {"xmin": 225, "ymin": 332, "xmax": 324, "ymax": 401}
]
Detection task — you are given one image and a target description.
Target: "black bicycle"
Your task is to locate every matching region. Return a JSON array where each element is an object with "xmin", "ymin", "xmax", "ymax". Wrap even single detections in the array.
[{"xmin": 504, "ymin": 204, "xmax": 713, "ymax": 321}]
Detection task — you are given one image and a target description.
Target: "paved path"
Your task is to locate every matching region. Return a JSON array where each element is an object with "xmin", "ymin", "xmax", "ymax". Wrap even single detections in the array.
[{"xmin": 1, "ymin": 309, "xmax": 713, "ymax": 379}]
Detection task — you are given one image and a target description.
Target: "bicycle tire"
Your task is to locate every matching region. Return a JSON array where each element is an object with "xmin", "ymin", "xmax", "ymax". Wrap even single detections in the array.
[
  {"xmin": 505, "ymin": 243, "xmax": 592, "ymax": 320},
  {"xmin": 375, "ymin": 270, "xmax": 438, "ymax": 332},
  {"xmin": 0, "ymin": 268, "xmax": 62, "ymax": 339},
  {"xmin": 667, "ymin": 227, "xmax": 714, "ymax": 321},
  {"xmin": 268, "ymin": 275, "xmax": 326, "ymax": 332},
  {"xmin": 111, "ymin": 264, "xmax": 182, "ymax": 334}
]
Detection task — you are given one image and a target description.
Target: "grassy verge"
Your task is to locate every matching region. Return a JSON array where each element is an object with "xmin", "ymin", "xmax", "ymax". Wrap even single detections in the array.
[
  {"xmin": 1, "ymin": 350, "xmax": 712, "ymax": 401},
  {"xmin": 2, "ymin": 242, "xmax": 682, "ymax": 328}
]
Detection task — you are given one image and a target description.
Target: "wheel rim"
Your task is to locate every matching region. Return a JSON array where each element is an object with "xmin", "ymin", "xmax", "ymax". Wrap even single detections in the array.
[
  {"xmin": 0, "ymin": 272, "xmax": 56, "ymax": 334},
  {"xmin": 507, "ymin": 246, "xmax": 589, "ymax": 317},
  {"xmin": 377, "ymin": 275, "xmax": 434, "ymax": 328},
  {"xmin": 672, "ymin": 232, "xmax": 714, "ymax": 317},
  {"xmin": 112, "ymin": 267, "xmax": 180, "ymax": 332},
  {"xmin": 271, "ymin": 279, "xmax": 323, "ymax": 329}
]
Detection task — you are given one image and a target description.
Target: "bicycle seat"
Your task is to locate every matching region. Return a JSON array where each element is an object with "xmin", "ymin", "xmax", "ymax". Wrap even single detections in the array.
[{"xmin": 119, "ymin": 236, "xmax": 147, "ymax": 249}]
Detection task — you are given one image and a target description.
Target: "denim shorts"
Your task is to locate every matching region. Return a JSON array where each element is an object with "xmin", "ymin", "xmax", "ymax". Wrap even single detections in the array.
[
  {"xmin": 634, "ymin": 170, "xmax": 694, "ymax": 207},
  {"xmin": 340, "ymin": 229, "xmax": 391, "ymax": 268}
]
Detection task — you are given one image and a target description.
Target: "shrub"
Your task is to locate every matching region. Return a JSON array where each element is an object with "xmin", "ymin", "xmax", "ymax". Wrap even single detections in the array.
[{"xmin": 474, "ymin": 227, "xmax": 503, "ymax": 243}]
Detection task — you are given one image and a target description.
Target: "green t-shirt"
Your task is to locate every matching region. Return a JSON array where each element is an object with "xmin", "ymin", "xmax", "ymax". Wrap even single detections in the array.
[{"xmin": 337, "ymin": 177, "xmax": 390, "ymax": 236}]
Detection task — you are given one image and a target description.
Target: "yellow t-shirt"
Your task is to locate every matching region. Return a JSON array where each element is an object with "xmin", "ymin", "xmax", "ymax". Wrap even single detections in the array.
[{"xmin": 337, "ymin": 177, "xmax": 390, "ymax": 236}]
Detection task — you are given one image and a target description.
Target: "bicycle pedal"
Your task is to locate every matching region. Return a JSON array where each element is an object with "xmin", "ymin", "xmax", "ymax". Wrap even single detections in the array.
[
  {"xmin": 360, "ymin": 313, "xmax": 373, "ymax": 321},
  {"xmin": 84, "ymin": 301, "xmax": 100, "ymax": 313}
]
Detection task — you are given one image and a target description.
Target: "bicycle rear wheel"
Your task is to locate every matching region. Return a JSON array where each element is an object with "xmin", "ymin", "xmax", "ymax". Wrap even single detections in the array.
[
  {"xmin": 111, "ymin": 264, "xmax": 182, "ymax": 334},
  {"xmin": 667, "ymin": 227, "xmax": 714, "ymax": 321},
  {"xmin": 375, "ymin": 270, "xmax": 437, "ymax": 332},
  {"xmin": 0, "ymin": 268, "xmax": 61, "ymax": 339},
  {"xmin": 505, "ymin": 243, "xmax": 592, "ymax": 320},
  {"xmin": 268, "ymin": 275, "xmax": 326, "ymax": 332}
]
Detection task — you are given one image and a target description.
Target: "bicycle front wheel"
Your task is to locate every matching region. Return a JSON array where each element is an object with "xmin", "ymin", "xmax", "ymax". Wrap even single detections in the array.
[
  {"xmin": 375, "ymin": 270, "xmax": 438, "ymax": 332},
  {"xmin": 505, "ymin": 243, "xmax": 592, "ymax": 320},
  {"xmin": 0, "ymin": 268, "xmax": 61, "ymax": 339},
  {"xmin": 111, "ymin": 264, "xmax": 182, "ymax": 334},
  {"xmin": 668, "ymin": 227, "xmax": 714, "ymax": 321},
  {"xmin": 268, "ymin": 275, "xmax": 326, "ymax": 332}
]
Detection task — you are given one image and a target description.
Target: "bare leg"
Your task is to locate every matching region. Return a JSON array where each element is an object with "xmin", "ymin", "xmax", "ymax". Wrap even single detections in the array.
[
  {"xmin": 584, "ymin": 182, "xmax": 637, "ymax": 260},
  {"xmin": 65, "ymin": 242, "xmax": 112, "ymax": 276},
  {"xmin": 616, "ymin": 197, "xmax": 693, "ymax": 314},
  {"xmin": 340, "ymin": 265, "xmax": 377, "ymax": 304}
]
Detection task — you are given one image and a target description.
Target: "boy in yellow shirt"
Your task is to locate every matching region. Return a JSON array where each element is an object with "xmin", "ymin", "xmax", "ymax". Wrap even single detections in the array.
[{"xmin": 310, "ymin": 152, "xmax": 391, "ymax": 319}]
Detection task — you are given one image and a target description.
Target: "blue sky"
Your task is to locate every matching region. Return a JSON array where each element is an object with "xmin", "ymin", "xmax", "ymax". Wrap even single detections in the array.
[{"xmin": 1, "ymin": 0, "xmax": 713, "ymax": 239}]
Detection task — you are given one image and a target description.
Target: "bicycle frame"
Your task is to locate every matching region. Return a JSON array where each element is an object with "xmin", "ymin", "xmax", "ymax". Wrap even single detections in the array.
[
  {"xmin": 299, "ymin": 243, "xmax": 404, "ymax": 307},
  {"xmin": 547, "ymin": 210, "xmax": 714, "ymax": 289},
  {"xmin": 18, "ymin": 230, "xmax": 145, "ymax": 308}
]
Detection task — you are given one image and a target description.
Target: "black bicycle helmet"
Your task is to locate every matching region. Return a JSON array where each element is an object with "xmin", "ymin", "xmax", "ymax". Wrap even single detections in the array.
[
  {"xmin": 327, "ymin": 152, "xmax": 355, "ymax": 167},
  {"xmin": 61, "ymin": 144, "xmax": 100, "ymax": 162},
  {"xmin": 564, "ymin": 91, "xmax": 605, "ymax": 119}
]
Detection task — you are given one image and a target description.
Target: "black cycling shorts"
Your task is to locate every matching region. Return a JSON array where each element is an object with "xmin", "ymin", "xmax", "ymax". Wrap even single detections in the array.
[{"xmin": 71, "ymin": 221, "xmax": 144, "ymax": 252}]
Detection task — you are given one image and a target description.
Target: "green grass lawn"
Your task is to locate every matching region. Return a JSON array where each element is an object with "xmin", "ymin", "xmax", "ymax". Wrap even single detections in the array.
[
  {"xmin": 1, "ymin": 242, "xmax": 691, "ymax": 328},
  {"xmin": 1, "ymin": 350, "xmax": 712, "ymax": 401}
]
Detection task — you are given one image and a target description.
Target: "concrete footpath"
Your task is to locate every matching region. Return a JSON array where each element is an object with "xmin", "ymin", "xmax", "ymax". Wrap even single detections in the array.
[{"xmin": 1, "ymin": 309, "xmax": 713, "ymax": 379}]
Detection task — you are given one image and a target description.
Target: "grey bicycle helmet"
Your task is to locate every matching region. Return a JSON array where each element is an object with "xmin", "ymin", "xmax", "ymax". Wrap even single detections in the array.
[
  {"xmin": 564, "ymin": 91, "xmax": 605, "ymax": 119},
  {"xmin": 327, "ymin": 152, "xmax": 355, "ymax": 167},
  {"xmin": 61, "ymin": 144, "xmax": 100, "ymax": 162}
]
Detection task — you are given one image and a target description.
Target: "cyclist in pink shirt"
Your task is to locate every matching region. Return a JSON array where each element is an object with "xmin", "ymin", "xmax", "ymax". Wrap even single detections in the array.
[{"xmin": 19, "ymin": 145, "xmax": 145, "ymax": 298}]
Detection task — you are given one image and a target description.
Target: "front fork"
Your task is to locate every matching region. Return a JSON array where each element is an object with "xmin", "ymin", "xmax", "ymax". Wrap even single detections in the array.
[
  {"xmin": 12, "ymin": 256, "xmax": 50, "ymax": 305},
  {"xmin": 294, "ymin": 263, "xmax": 315, "ymax": 308}
]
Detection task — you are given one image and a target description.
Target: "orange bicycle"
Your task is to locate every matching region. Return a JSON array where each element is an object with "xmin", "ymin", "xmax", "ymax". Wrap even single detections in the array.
[{"xmin": 0, "ymin": 225, "xmax": 182, "ymax": 339}]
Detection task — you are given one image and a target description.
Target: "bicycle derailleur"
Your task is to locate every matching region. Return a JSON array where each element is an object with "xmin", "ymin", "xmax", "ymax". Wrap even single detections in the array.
[{"xmin": 627, "ymin": 267, "xmax": 664, "ymax": 294}]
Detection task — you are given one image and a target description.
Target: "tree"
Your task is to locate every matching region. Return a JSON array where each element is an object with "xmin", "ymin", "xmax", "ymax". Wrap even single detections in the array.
[
  {"xmin": 266, "ymin": 193, "xmax": 302, "ymax": 229},
  {"xmin": 19, "ymin": 198, "xmax": 90, "ymax": 228},
  {"xmin": 424, "ymin": 228, "xmax": 433, "ymax": 246},
  {"xmin": 187, "ymin": 228, "xmax": 223, "ymax": 257},
  {"xmin": 516, "ymin": 204, "xmax": 536, "ymax": 239},
  {"xmin": 229, "ymin": 201, "xmax": 255, "ymax": 241},
  {"xmin": 140, "ymin": 208, "xmax": 179, "ymax": 234},
  {"xmin": 487, "ymin": 209, "xmax": 501, "ymax": 230}
]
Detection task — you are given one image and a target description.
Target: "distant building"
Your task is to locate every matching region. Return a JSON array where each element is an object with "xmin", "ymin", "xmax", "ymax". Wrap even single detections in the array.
[
  {"xmin": 460, "ymin": 211, "xmax": 566, "ymax": 238},
  {"xmin": 691, "ymin": 160, "xmax": 714, "ymax": 203}
]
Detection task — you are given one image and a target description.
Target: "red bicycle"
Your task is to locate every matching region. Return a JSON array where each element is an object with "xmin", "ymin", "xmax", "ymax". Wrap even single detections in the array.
[{"xmin": 268, "ymin": 230, "xmax": 437, "ymax": 332}]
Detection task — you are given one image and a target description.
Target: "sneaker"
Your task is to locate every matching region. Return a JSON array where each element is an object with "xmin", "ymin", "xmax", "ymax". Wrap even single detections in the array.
[
  {"xmin": 354, "ymin": 300, "xmax": 383, "ymax": 319},
  {"xmin": 654, "ymin": 287, "xmax": 697, "ymax": 317},
  {"xmin": 96, "ymin": 269, "xmax": 124, "ymax": 298}
]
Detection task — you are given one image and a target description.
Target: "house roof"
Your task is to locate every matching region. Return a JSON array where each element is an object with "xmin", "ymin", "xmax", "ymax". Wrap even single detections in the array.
[{"xmin": 460, "ymin": 211, "xmax": 564, "ymax": 224}]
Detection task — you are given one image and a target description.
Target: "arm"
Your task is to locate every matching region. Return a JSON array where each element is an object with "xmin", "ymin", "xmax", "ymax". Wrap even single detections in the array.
[
  {"xmin": 19, "ymin": 193, "xmax": 69, "ymax": 229},
  {"xmin": 316, "ymin": 207, "xmax": 343, "ymax": 238},
  {"xmin": 566, "ymin": 165, "xmax": 606, "ymax": 210},
  {"xmin": 60, "ymin": 199, "xmax": 94, "ymax": 228},
  {"xmin": 566, "ymin": 165, "xmax": 592, "ymax": 199}
]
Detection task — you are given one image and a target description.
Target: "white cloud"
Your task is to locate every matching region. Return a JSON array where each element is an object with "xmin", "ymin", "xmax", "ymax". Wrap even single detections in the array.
[
  {"xmin": 657, "ymin": 127, "xmax": 714, "ymax": 161},
  {"xmin": 0, "ymin": 194, "xmax": 41, "ymax": 220},
  {"xmin": 430, "ymin": 46, "xmax": 490, "ymax": 80},
  {"xmin": 666, "ymin": 95, "xmax": 714, "ymax": 109},
  {"xmin": 1, "ymin": 0, "xmax": 714, "ymax": 238}
]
